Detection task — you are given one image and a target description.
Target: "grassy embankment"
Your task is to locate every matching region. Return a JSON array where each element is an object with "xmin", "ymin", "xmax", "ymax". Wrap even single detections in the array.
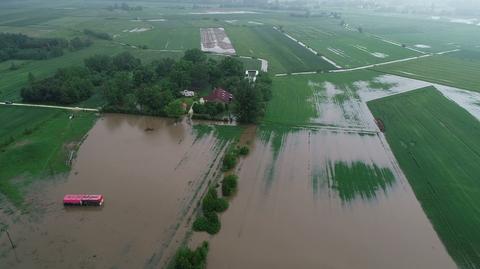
[
  {"xmin": 368, "ymin": 86, "xmax": 480, "ymax": 269},
  {"xmin": 372, "ymin": 50, "xmax": 480, "ymax": 93},
  {"xmin": 0, "ymin": 106, "xmax": 97, "ymax": 205}
]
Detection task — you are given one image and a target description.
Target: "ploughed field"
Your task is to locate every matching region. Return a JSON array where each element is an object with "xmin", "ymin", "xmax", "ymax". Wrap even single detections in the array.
[
  {"xmin": 200, "ymin": 28, "xmax": 236, "ymax": 55},
  {"xmin": 368, "ymin": 87, "xmax": 480, "ymax": 269}
]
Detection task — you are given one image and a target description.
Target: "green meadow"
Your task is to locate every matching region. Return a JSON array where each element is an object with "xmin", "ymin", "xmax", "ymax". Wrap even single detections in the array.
[
  {"xmin": 368, "ymin": 87, "xmax": 480, "ymax": 269},
  {"xmin": 283, "ymin": 23, "xmax": 420, "ymax": 68},
  {"xmin": 226, "ymin": 26, "xmax": 336, "ymax": 73},
  {"xmin": 0, "ymin": 106, "xmax": 97, "ymax": 205},
  {"xmin": 373, "ymin": 50, "xmax": 480, "ymax": 92}
]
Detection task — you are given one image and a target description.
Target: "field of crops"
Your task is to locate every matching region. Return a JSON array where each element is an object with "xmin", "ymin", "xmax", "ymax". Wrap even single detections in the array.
[
  {"xmin": 226, "ymin": 26, "xmax": 336, "ymax": 73},
  {"xmin": 368, "ymin": 87, "xmax": 480, "ymax": 269},
  {"xmin": 283, "ymin": 23, "xmax": 420, "ymax": 68},
  {"xmin": 263, "ymin": 70, "xmax": 390, "ymax": 126},
  {"xmin": 0, "ymin": 106, "xmax": 97, "ymax": 205},
  {"xmin": 373, "ymin": 50, "xmax": 480, "ymax": 93},
  {"xmin": 343, "ymin": 11, "xmax": 480, "ymax": 52}
]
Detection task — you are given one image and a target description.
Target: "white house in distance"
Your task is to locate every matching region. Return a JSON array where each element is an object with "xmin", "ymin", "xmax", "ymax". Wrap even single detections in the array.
[
  {"xmin": 180, "ymin": 90, "xmax": 195, "ymax": 97},
  {"xmin": 245, "ymin": 70, "xmax": 259, "ymax": 82}
]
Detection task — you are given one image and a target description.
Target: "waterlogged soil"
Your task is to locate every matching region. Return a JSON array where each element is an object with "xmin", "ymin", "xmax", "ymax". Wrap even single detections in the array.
[
  {"xmin": 308, "ymin": 73, "xmax": 480, "ymax": 131},
  {"xmin": 0, "ymin": 114, "xmax": 228, "ymax": 269},
  {"xmin": 206, "ymin": 128, "xmax": 456, "ymax": 269}
]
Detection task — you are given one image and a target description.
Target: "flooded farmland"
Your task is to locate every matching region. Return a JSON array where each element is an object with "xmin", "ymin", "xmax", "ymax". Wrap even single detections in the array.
[
  {"xmin": 1, "ymin": 73, "xmax": 471, "ymax": 269},
  {"xmin": 0, "ymin": 114, "xmax": 231, "ymax": 269},
  {"xmin": 205, "ymin": 128, "xmax": 457, "ymax": 269}
]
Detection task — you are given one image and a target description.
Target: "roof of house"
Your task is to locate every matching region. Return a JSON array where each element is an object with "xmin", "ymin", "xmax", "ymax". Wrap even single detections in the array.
[{"xmin": 204, "ymin": 88, "xmax": 234, "ymax": 103}]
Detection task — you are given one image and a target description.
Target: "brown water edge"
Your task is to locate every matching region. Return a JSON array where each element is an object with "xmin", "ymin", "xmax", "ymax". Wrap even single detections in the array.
[
  {"xmin": 206, "ymin": 128, "xmax": 456, "ymax": 269},
  {"xmin": 0, "ymin": 114, "xmax": 230, "ymax": 269}
]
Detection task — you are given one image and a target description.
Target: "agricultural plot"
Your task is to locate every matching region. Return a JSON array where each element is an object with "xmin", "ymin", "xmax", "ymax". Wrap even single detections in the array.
[
  {"xmin": 226, "ymin": 26, "xmax": 336, "ymax": 74},
  {"xmin": 282, "ymin": 24, "xmax": 421, "ymax": 68},
  {"xmin": 0, "ymin": 106, "xmax": 97, "ymax": 205},
  {"xmin": 343, "ymin": 12, "xmax": 480, "ymax": 52},
  {"xmin": 368, "ymin": 87, "xmax": 480, "ymax": 269},
  {"xmin": 204, "ymin": 124, "xmax": 456, "ymax": 269},
  {"xmin": 373, "ymin": 50, "xmax": 480, "ymax": 93},
  {"xmin": 263, "ymin": 70, "xmax": 392, "ymax": 128},
  {"xmin": 117, "ymin": 26, "xmax": 199, "ymax": 50},
  {"xmin": 200, "ymin": 28, "xmax": 236, "ymax": 55}
]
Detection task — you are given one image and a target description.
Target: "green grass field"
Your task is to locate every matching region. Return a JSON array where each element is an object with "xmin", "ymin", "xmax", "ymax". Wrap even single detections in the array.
[
  {"xmin": 283, "ymin": 23, "xmax": 421, "ymax": 68},
  {"xmin": 0, "ymin": 106, "xmax": 97, "ymax": 205},
  {"xmin": 343, "ymin": 11, "xmax": 480, "ymax": 52},
  {"xmin": 227, "ymin": 26, "xmax": 336, "ymax": 73},
  {"xmin": 368, "ymin": 87, "xmax": 480, "ymax": 269},
  {"xmin": 373, "ymin": 50, "xmax": 480, "ymax": 93}
]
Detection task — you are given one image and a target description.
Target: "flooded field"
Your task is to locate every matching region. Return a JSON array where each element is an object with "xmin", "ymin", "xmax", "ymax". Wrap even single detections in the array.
[
  {"xmin": 1, "ymin": 73, "xmax": 473, "ymax": 269},
  {"xmin": 202, "ymin": 72, "xmax": 466, "ymax": 269},
  {"xmin": 205, "ymin": 128, "xmax": 457, "ymax": 269},
  {"xmin": 0, "ymin": 115, "xmax": 230, "ymax": 269}
]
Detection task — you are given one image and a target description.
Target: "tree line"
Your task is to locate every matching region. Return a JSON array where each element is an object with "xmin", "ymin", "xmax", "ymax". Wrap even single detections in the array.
[{"xmin": 0, "ymin": 33, "xmax": 92, "ymax": 62}]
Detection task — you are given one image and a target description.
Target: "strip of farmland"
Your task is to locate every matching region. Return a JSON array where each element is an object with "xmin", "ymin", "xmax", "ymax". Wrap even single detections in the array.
[
  {"xmin": 368, "ymin": 87, "xmax": 480, "ymax": 269},
  {"xmin": 226, "ymin": 26, "xmax": 336, "ymax": 74},
  {"xmin": 200, "ymin": 28, "xmax": 236, "ymax": 55}
]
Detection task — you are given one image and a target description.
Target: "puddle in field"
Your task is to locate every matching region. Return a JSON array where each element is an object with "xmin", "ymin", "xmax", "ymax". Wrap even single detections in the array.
[
  {"xmin": 205, "ymin": 128, "xmax": 456, "ymax": 269},
  {"xmin": 356, "ymin": 74, "xmax": 480, "ymax": 120},
  {"xmin": 309, "ymin": 74, "xmax": 480, "ymax": 133},
  {"xmin": 309, "ymin": 81, "xmax": 377, "ymax": 130},
  {"xmin": 0, "ymin": 114, "xmax": 229, "ymax": 269}
]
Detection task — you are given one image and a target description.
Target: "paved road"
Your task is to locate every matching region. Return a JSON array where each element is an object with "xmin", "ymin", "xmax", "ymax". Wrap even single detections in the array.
[{"xmin": 0, "ymin": 102, "xmax": 99, "ymax": 112}]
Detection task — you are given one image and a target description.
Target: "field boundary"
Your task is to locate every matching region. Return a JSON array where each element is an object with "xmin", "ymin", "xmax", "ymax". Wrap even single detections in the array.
[{"xmin": 0, "ymin": 102, "xmax": 99, "ymax": 112}]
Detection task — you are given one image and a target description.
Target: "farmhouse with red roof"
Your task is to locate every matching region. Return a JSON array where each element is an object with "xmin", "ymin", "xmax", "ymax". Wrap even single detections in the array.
[{"xmin": 204, "ymin": 88, "xmax": 234, "ymax": 103}]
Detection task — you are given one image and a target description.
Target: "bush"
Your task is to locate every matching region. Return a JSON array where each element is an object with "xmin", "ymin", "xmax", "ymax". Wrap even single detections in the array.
[
  {"xmin": 238, "ymin": 145, "xmax": 249, "ymax": 156},
  {"xmin": 222, "ymin": 151, "xmax": 238, "ymax": 171},
  {"xmin": 174, "ymin": 241, "xmax": 209, "ymax": 269},
  {"xmin": 222, "ymin": 174, "xmax": 238, "ymax": 197},
  {"xmin": 192, "ymin": 211, "xmax": 221, "ymax": 234},
  {"xmin": 214, "ymin": 197, "xmax": 229, "ymax": 212},
  {"xmin": 201, "ymin": 187, "xmax": 228, "ymax": 213}
]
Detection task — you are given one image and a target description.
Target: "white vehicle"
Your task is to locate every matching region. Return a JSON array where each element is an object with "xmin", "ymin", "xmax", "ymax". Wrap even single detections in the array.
[{"xmin": 180, "ymin": 90, "xmax": 195, "ymax": 97}]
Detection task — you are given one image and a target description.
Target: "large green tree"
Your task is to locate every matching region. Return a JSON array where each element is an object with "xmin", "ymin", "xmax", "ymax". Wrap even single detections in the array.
[{"xmin": 234, "ymin": 81, "xmax": 263, "ymax": 123}]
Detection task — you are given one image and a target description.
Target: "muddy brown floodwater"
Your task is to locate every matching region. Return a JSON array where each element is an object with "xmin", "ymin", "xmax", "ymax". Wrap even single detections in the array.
[
  {"xmin": 205, "ymin": 128, "xmax": 457, "ymax": 269},
  {"xmin": 0, "ymin": 114, "xmax": 227, "ymax": 269}
]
